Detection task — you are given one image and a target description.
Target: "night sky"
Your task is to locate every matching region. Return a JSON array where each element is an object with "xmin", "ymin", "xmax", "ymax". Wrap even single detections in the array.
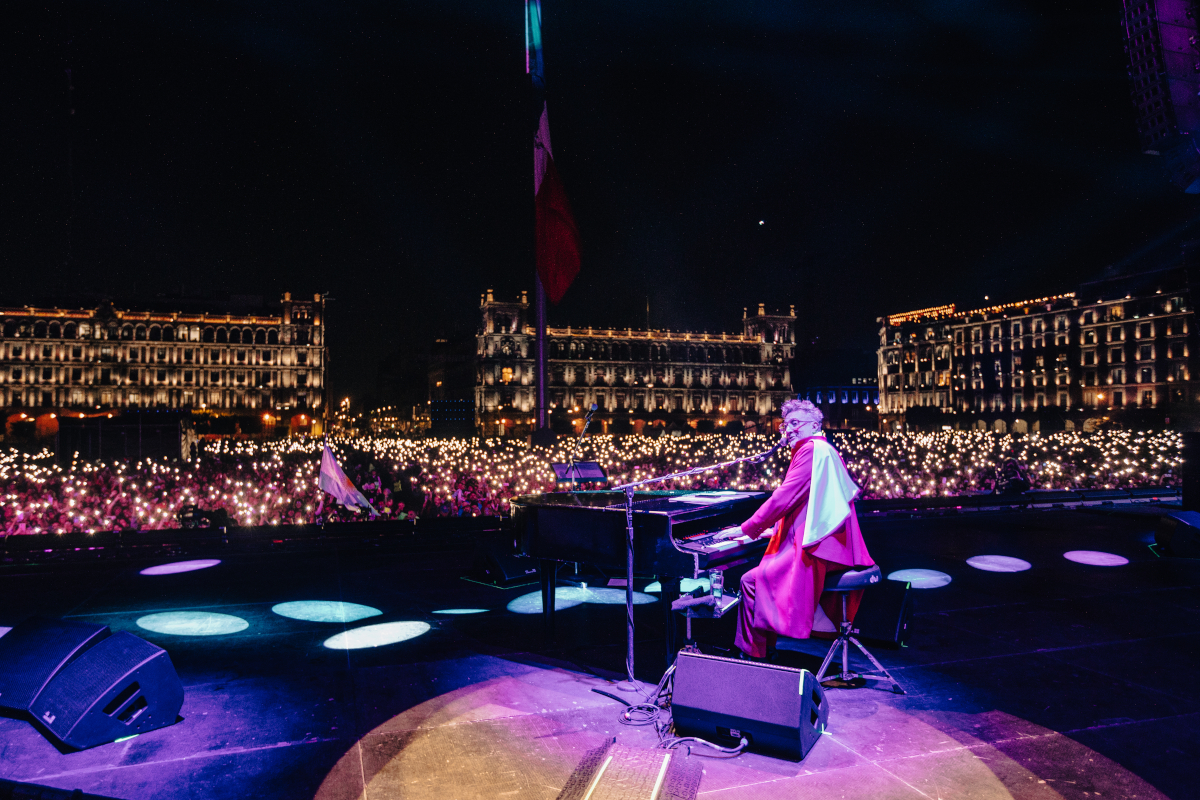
[{"xmin": 5, "ymin": 1, "xmax": 1200, "ymax": 408}]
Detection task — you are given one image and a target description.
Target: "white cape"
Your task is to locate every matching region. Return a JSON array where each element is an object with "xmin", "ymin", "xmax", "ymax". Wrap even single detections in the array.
[{"xmin": 801, "ymin": 436, "xmax": 861, "ymax": 547}]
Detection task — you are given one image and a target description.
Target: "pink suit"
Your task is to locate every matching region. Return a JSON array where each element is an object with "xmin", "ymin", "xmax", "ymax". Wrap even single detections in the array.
[{"xmin": 734, "ymin": 434, "xmax": 875, "ymax": 658}]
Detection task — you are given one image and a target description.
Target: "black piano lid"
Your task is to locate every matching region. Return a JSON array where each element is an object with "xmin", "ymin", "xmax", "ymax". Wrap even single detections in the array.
[{"xmin": 511, "ymin": 490, "xmax": 767, "ymax": 515}]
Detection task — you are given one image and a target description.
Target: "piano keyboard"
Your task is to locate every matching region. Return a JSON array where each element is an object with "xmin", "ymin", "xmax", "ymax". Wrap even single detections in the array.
[{"xmin": 679, "ymin": 526, "xmax": 757, "ymax": 554}]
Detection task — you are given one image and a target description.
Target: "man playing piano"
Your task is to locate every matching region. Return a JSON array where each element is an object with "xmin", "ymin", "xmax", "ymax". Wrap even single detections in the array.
[{"xmin": 726, "ymin": 399, "xmax": 874, "ymax": 660}]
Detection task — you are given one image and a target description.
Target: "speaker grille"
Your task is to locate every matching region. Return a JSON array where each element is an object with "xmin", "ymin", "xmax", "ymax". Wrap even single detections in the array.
[
  {"xmin": 32, "ymin": 632, "xmax": 162, "ymax": 734},
  {"xmin": 0, "ymin": 618, "xmax": 109, "ymax": 712}
]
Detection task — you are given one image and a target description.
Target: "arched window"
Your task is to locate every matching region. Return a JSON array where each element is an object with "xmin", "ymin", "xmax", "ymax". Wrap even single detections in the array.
[
  {"xmin": 149, "ymin": 326, "xmax": 162, "ymax": 341},
  {"xmin": 267, "ymin": 328, "xmax": 278, "ymax": 345},
  {"xmin": 216, "ymin": 328, "xmax": 228, "ymax": 343},
  {"xmin": 255, "ymin": 328, "xmax": 266, "ymax": 345},
  {"xmin": 135, "ymin": 325, "xmax": 147, "ymax": 341},
  {"xmin": 33, "ymin": 321, "xmax": 48, "ymax": 338},
  {"xmin": 229, "ymin": 329, "xmax": 241, "ymax": 344},
  {"xmin": 121, "ymin": 325, "xmax": 134, "ymax": 340},
  {"xmin": 63, "ymin": 322, "xmax": 77, "ymax": 339},
  {"xmin": 163, "ymin": 325, "xmax": 175, "ymax": 342},
  {"xmin": 202, "ymin": 327, "xmax": 215, "ymax": 343},
  {"xmin": 48, "ymin": 322, "xmax": 61, "ymax": 338},
  {"xmin": 242, "ymin": 327, "xmax": 253, "ymax": 343}
]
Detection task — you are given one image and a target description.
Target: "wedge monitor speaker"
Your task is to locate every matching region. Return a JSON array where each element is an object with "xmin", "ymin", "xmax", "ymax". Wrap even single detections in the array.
[
  {"xmin": 671, "ymin": 651, "xmax": 828, "ymax": 761},
  {"xmin": 0, "ymin": 618, "xmax": 184, "ymax": 749}
]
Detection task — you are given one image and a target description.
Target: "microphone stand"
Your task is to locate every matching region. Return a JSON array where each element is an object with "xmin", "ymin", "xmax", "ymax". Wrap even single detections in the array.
[
  {"xmin": 607, "ymin": 437, "xmax": 787, "ymax": 690},
  {"xmin": 567, "ymin": 403, "xmax": 598, "ymax": 493}
]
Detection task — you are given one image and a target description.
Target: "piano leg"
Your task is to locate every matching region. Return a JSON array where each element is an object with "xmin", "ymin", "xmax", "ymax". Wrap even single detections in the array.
[
  {"xmin": 661, "ymin": 576, "xmax": 682, "ymax": 668},
  {"xmin": 539, "ymin": 559, "xmax": 556, "ymax": 639}
]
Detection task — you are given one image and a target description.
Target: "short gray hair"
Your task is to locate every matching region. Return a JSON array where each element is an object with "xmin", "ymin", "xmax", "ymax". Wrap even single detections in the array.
[{"xmin": 781, "ymin": 398, "xmax": 823, "ymax": 426}]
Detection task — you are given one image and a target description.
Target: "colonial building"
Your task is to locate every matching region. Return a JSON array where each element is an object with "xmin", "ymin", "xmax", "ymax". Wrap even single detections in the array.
[
  {"xmin": 878, "ymin": 266, "xmax": 1197, "ymax": 431},
  {"xmin": 475, "ymin": 290, "xmax": 795, "ymax": 436},
  {"xmin": 0, "ymin": 292, "xmax": 326, "ymax": 423}
]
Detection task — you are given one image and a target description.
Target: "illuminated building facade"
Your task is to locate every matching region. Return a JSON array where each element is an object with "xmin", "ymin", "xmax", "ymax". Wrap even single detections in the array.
[
  {"xmin": 476, "ymin": 290, "xmax": 795, "ymax": 436},
  {"xmin": 878, "ymin": 267, "xmax": 1197, "ymax": 431},
  {"xmin": 0, "ymin": 293, "xmax": 326, "ymax": 422}
]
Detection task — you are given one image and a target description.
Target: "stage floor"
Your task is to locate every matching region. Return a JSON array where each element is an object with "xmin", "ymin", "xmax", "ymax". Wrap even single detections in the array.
[{"xmin": 1, "ymin": 508, "xmax": 1197, "ymax": 800}]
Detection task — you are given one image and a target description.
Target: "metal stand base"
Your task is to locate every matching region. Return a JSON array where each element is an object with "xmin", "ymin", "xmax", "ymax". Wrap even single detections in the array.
[{"xmin": 815, "ymin": 594, "xmax": 906, "ymax": 695}]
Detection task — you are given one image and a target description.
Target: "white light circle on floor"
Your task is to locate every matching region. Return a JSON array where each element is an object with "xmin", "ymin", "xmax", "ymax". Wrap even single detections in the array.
[
  {"xmin": 1063, "ymin": 550, "xmax": 1129, "ymax": 567},
  {"xmin": 506, "ymin": 587, "xmax": 656, "ymax": 614},
  {"xmin": 966, "ymin": 555, "xmax": 1032, "ymax": 573},
  {"xmin": 323, "ymin": 622, "xmax": 431, "ymax": 650},
  {"xmin": 137, "ymin": 611, "xmax": 250, "ymax": 636},
  {"xmin": 432, "ymin": 609, "xmax": 488, "ymax": 615},
  {"xmin": 272, "ymin": 601, "xmax": 382, "ymax": 623},
  {"xmin": 140, "ymin": 559, "xmax": 222, "ymax": 576},
  {"xmin": 644, "ymin": 578, "xmax": 710, "ymax": 594},
  {"xmin": 887, "ymin": 569, "xmax": 952, "ymax": 589}
]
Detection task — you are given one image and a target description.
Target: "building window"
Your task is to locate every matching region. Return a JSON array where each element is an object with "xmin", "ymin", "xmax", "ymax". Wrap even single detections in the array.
[
  {"xmin": 157, "ymin": 370, "xmax": 167, "ymax": 383},
  {"xmin": 1142, "ymin": 390, "xmax": 1154, "ymax": 406},
  {"xmin": 184, "ymin": 371, "xmax": 193, "ymax": 383},
  {"xmin": 1139, "ymin": 345, "xmax": 1153, "ymax": 361},
  {"xmin": 71, "ymin": 346, "xmax": 81, "ymax": 359},
  {"xmin": 210, "ymin": 372, "xmax": 221, "ymax": 384},
  {"xmin": 501, "ymin": 367, "xmax": 513, "ymax": 384},
  {"xmin": 1140, "ymin": 367, "xmax": 1154, "ymax": 383},
  {"xmin": 1110, "ymin": 326, "xmax": 1123, "ymax": 341},
  {"xmin": 128, "ymin": 369, "xmax": 139, "ymax": 382},
  {"xmin": 1112, "ymin": 391, "xmax": 1123, "ymax": 406},
  {"xmin": 11, "ymin": 368, "xmax": 22, "ymax": 380},
  {"xmin": 41, "ymin": 367, "xmax": 52, "ymax": 380},
  {"xmin": 1058, "ymin": 393, "xmax": 1068, "ymax": 407},
  {"xmin": 184, "ymin": 349, "xmax": 193, "ymax": 363},
  {"xmin": 42, "ymin": 345, "xmax": 53, "ymax": 358},
  {"xmin": 72, "ymin": 368, "xmax": 82, "ymax": 382},
  {"xmin": 1139, "ymin": 322, "xmax": 1152, "ymax": 338}
]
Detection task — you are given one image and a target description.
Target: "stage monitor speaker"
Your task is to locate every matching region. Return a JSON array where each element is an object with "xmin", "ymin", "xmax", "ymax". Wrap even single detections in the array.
[
  {"xmin": 30, "ymin": 631, "xmax": 184, "ymax": 750},
  {"xmin": 472, "ymin": 537, "xmax": 540, "ymax": 586},
  {"xmin": 671, "ymin": 651, "xmax": 827, "ymax": 761},
  {"xmin": 0, "ymin": 618, "xmax": 110, "ymax": 713},
  {"xmin": 852, "ymin": 577, "xmax": 915, "ymax": 648},
  {"xmin": 1157, "ymin": 511, "xmax": 1200, "ymax": 558}
]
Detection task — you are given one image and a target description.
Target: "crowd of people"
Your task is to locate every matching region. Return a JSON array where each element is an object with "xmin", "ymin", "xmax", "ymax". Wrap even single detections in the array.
[{"xmin": 0, "ymin": 429, "xmax": 1183, "ymax": 535}]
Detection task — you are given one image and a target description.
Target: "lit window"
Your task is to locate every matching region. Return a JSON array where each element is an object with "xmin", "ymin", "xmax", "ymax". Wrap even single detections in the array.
[{"xmin": 501, "ymin": 367, "xmax": 513, "ymax": 383}]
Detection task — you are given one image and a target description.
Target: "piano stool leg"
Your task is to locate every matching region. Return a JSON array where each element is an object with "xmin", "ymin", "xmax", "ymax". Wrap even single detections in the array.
[
  {"xmin": 540, "ymin": 560, "xmax": 557, "ymax": 640},
  {"xmin": 661, "ymin": 576, "xmax": 682, "ymax": 668}
]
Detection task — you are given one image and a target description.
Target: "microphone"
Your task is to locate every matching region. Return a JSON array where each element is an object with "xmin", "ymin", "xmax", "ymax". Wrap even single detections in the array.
[{"xmin": 747, "ymin": 437, "xmax": 785, "ymax": 464}]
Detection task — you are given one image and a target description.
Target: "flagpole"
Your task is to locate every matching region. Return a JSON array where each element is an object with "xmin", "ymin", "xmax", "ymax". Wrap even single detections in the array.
[{"xmin": 534, "ymin": 274, "xmax": 549, "ymax": 434}]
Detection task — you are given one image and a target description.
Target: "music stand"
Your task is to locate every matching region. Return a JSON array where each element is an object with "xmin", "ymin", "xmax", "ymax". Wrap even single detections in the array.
[{"xmin": 551, "ymin": 461, "xmax": 608, "ymax": 486}]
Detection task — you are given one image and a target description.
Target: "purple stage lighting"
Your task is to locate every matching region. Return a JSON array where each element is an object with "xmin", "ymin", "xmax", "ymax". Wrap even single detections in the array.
[
  {"xmin": 140, "ymin": 559, "xmax": 222, "ymax": 576},
  {"xmin": 966, "ymin": 555, "xmax": 1032, "ymax": 573},
  {"xmin": 1063, "ymin": 550, "xmax": 1129, "ymax": 566}
]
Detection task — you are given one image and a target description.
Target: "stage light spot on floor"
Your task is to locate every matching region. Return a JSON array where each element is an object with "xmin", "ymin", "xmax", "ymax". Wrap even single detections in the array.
[
  {"xmin": 323, "ymin": 621, "xmax": 430, "ymax": 650},
  {"xmin": 140, "ymin": 559, "xmax": 222, "ymax": 576},
  {"xmin": 506, "ymin": 587, "xmax": 656, "ymax": 614},
  {"xmin": 272, "ymin": 601, "xmax": 382, "ymax": 623},
  {"xmin": 577, "ymin": 588, "xmax": 657, "ymax": 605},
  {"xmin": 644, "ymin": 578, "xmax": 710, "ymax": 594},
  {"xmin": 966, "ymin": 555, "xmax": 1032, "ymax": 572},
  {"xmin": 1064, "ymin": 550, "xmax": 1129, "ymax": 566},
  {"xmin": 432, "ymin": 609, "xmax": 488, "ymax": 615},
  {"xmin": 887, "ymin": 569, "xmax": 952, "ymax": 589},
  {"xmin": 137, "ymin": 611, "xmax": 250, "ymax": 636}
]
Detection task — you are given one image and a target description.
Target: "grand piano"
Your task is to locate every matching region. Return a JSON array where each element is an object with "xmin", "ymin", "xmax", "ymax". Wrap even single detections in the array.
[{"xmin": 511, "ymin": 489, "xmax": 770, "ymax": 660}]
